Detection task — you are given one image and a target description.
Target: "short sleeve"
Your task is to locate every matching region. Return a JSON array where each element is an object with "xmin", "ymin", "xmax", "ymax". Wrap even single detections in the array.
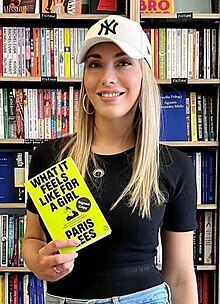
[{"xmin": 161, "ymin": 146, "xmax": 198, "ymax": 232}]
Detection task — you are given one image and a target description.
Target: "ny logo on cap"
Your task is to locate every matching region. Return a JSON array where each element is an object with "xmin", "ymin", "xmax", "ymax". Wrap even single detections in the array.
[{"xmin": 98, "ymin": 19, "xmax": 118, "ymax": 35}]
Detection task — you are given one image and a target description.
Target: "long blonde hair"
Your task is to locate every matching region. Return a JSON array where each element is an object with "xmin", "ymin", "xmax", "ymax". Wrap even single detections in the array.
[{"xmin": 58, "ymin": 60, "xmax": 164, "ymax": 218}]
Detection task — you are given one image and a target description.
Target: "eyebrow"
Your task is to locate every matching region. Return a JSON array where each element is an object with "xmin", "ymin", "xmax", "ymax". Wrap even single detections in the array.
[{"xmin": 86, "ymin": 51, "xmax": 126, "ymax": 60}]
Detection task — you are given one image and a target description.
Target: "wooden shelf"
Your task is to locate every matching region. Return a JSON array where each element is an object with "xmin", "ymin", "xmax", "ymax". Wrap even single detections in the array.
[
  {"xmin": 0, "ymin": 203, "xmax": 26, "ymax": 209},
  {"xmin": 158, "ymin": 79, "xmax": 220, "ymax": 85},
  {"xmin": 197, "ymin": 204, "xmax": 218, "ymax": 210},
  {"xmin": 195, "ymin": 265, "xmax": 216, "ymax": 271},
  {"xmin": 141, "ymin": 13, "xmax": 220, "ymax": 20},
  {"xmin": 0, "ymin": 267, "xmax": 30, "ymax": 272},
  {"xmin": 0, "ymin": 13, "xmax": 40, "ymax": 19},
  {"xmin": 0, "ymin": 13, "xmax": 108, "ymax": 20},
  {"xmin": 160, "ymin": 141, "xmax": 219, "ymax": 147}
]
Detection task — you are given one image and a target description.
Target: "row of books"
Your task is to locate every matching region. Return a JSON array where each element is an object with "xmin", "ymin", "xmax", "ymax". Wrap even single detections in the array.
[
  {"xmin": 194, "ymin": 211, "xmax": 216, "ymax": 265},
  {"xmin": 0, "ymin": 87, "xmax": 80, "ymax": 140},
  {"xmin": 0, "ymin": 214, "xmax": 26, "ymax": 267},
  {"xmin": 196, "ymin": 271, "xmax": 215, "ymax": 304},
  {"xmin": 0, "ymin": 27, "xmax": 87, "ymax": 78},
  {"xmin": 0, "ymin": 0, "xmax": 127, "ymax": 15},
  {"xmin": 160, "ymin": 91, "xmax": 217, "ymax": 142},
  {"xmin": 187, "ymin": 151, "xmax": 216, "ymax": 205},
  {"xmin": 0, "ymin": 273, "xmax": 45, "ymax": 304},
  {"xmin": 144, "ymin": 27, "xmax": 218, "ymax": 80}
]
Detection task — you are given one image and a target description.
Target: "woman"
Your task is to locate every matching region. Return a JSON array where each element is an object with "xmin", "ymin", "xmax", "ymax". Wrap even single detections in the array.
[{"xmin": 23, "ymin": 15, "xmax": 198, "ymax": 304}]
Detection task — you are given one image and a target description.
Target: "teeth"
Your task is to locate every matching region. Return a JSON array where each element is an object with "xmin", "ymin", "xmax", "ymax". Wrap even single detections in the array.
[{"xmin": 101, "ymin": 92, "xmax": 120, "ymax": 97}]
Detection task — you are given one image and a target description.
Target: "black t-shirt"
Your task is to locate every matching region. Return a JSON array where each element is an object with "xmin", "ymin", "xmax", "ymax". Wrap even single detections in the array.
[{"xmin": 26, "ymin": 138, "xmax": 197, "ymax": 298}]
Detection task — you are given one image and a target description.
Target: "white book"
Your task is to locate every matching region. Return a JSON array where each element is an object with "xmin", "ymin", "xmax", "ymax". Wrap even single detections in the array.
[
  {"xmin": 21, "ymin": 27, "xmax": 26, "ymax": 77},
  {"xmin": 171, "ymin": 28, "xmax": 177, "ymax": 78},
  {"xmin": 181, "ymin": 28, "xmax": 188, "ymax": 78},
  {"xmin": 4, "ymin": 273, "xmax": 9, "ymax": 304},
  {"xmin": 206, "ymin": 28, "xmax": 211, "ymax": 79},
  {"xmin": 77, "ymin": 28, "xmax": 86, "ymax": 78},
  {"xmin": 40, "ymin": 28, "xmax": 46, "ymax": 77},
  {"xmin": 187, "ymin": 29, "xmax": 194, "ymax": 80},
  {"xmin": 24, "ymin": 151, "xmax": 29, "ymax": 204},
  {"xmin": 0, "ymin": 89, "xmax": 4, "ymax": 138},
  {"xmin": 166, "ymin": 28, "xmax": 172, "ymax": 79},
  {"xmin": 176, "ymin": 28, "xmax": 182, "ymax": 78},
  {"xmin": 46, "ymin": 28, "xmax": 51, "ymax": 77},
  {"xmin": 2, "ymin": 28, "xmax": 7, "ymax": 77},
  {"xmin": 54, "ymin": 28, "xmax": 59, "ymax": 77},
  {"xmin": 12, "ymin": 27, "xmax": 18, "ymax": 77},
  {"xmin": 203, "ymin": 28, "xmax": 207, "ymax": 79},
  {"xmin": 204, "ymin": 211, "xmax": 213, "ymax": 264},
  {"xmin": 58, "ymin": 28, "xmax": 65, "ymax": 78},
  {"xmin": 32, "ymin": 89, "xmax": 39, "ymax": 139},
  {"xmin": 23, "ymin": 88, "xmax": 29, "ymax": 139},
  {"xmin": 196, "ymin": 152, "xmax": 202, "ymax": 204},
  {"xmin": 17, "ymin": 27, "xmax": 22, "ymax": 77},
  {"xmin": 195, "ymin": 30, "xmax": 200, "ymax": 79},
  {"xmin": 0, "ymin": 214, "xmax": 8, "ymax": 267},
  {"xmin": 74, "ymin": 28, "xmax": 78, "ymax": 77},
  {"xmin": 27, "ymin": 89, "xmax": 34, "ymax": 139},
  {"xmin": 7, "ymin": 27, "xmax": 13, "ymax": 77},
  {"xmin": 69, "ymin": 86, "xmax": 74, "ymax": 135}
]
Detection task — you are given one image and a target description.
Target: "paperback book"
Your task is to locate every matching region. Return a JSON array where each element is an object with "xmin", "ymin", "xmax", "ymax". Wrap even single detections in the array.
[
  {"xmin": 41, "ymin": 0, "xmax": 82, "ymax": 14},
  {"xmin": 2, "ymin": 0, "xmax": 39, "ymax": 13},
  {"xmin": 24, "ymin": 157, "xmax": 112, "ymax": 253}
]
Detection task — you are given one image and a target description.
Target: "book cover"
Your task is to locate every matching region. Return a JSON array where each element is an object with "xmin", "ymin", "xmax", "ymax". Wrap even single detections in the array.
[
  {"xmin": 140, "ymin": 0, "xmax": 173, "ymax": 13},
  {"xmin": 41, "ymin": 0, "xmax": 82, "ymax": 14},
  {"xmin": 89, "ymin": 0, "xmax": 126, "ymax": 14},
  {"xmin": 24, "ymin": 157, "xmax": 111, "ymax": 253},
  {"xmin": 3, "ymin": 0, "xmax": 39, "ymax": 13},
  {"xmin": 160, "ymin": 91, "xmax": 188, "ymax": 141}
]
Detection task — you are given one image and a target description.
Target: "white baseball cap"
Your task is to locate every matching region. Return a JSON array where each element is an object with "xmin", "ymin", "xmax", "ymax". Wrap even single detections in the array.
[{"xmin": 77, "ymin": 15, "xmax": 152, "ymax": 68}]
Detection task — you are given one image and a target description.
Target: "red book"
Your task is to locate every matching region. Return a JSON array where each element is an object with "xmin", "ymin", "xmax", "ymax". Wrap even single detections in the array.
[{"xmin": 202, "ymin": 272, "xmax": 209, "ymax": 304}]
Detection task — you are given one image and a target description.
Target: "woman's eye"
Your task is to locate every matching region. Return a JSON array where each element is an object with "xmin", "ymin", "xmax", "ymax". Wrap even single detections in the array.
[
  {"xmin": 87, "ymin": 62, "xmax": 101, "ymax": 68},
  {"xmin": 118, "ymin": 60, "xmax": 132, "ymax": 67}
]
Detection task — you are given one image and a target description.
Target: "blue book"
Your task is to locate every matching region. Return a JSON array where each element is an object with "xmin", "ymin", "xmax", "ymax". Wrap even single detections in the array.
[
  {"xmin": 160, "ymin": 91, "xmax": 188, "ymax": 141},
  {"xmin": 0, "ymin": 152, "xmax": 15, "ymax": 202}
]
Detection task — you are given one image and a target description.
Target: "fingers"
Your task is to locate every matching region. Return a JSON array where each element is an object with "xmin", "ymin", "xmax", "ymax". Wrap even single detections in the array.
[{"xmin": 43, "ymin": 239, "xmax": 81, "ymax": 255}]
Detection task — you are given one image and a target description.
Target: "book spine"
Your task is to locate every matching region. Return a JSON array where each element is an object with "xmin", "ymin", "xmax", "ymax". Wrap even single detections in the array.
[
  {"xmin": 51, "ymin": 89, "xmax": 57, "ymax": 138},
  {"xmin": 40, "ymin": 27, "xmax": 47, "ymax": 77},
  {"xmin": 7, "ymin": 27, "xmax": 13, "ymax": 77},
  {"xmin": 15, "ymin": 88, "xmax": 24, "ymax": 139},
  {"xmin": 45, "ymin": 28, "xmax": 51, "ymax": 77},
  {"xmin": 21, "ymin": 27, "xmax": 26, "ymax": 77},
  {"xmin": 0, "ymin": 27, "xmax": 3, "ymax": 77},
  {"xmin": 12, "ymin": 27, "xmax": 18, "ymax": 77},
  {"xmin": 0, "ymin": 89, "xmax": 4, "ymax": 138},
  {"xmin": 14, "ymin": 151, "xmax": 25, "ymax": 202},
  {"xmin": 64, "ymin": 28, "xmax": 71, "ymax": 77},
  {"xmin": 176, "ymin": 28, "xmax": 182, "ymax": 78},
  {"xmin": 50, "ymin": 28, "xmax": 55, "ymax": 77},
  {"xmin": 190, "ymin": 91, "xmax": 198, "ymax": 141},
  {"xmin": 3, "ymin": 89, "xmax": 9, "ymax": 138},
  {"xmin": 38, "ymin": 89, "xmax": 45, "ymax": 139},
  {"xmin": 54, "ymin": 28, "xmax": 59, "ymax": 77},
  {"xmin": 0, "ymin": 214, "xmax": 8, "ymax": 267},
  {"xmin": 171, "ymin": 28, "xmax": 177, "ymax": 78},
  {"xmin": 8, "ymin": 89, "xmax": 17, "ymax": 138},
  {"xmin": 181, "ymin": 28, "xmax": 188, "ymax": 78},
  {"xmin": 25, "ymin": 27, "xmax": 31, "ymax": 77},
  {"xmin": 158, "ymin": 28, "xmax": 166, "ymax": 79},
  {"xmin": 7, "ymin": 214, "xmax": 14, "ymax": 267},
  {"xmin": 59, "ymin": 28, "xmax": 65, "ymax": 78},
  {"xmin": 2, "ymin": 27, "xmax": 7, "ymax": 76}
]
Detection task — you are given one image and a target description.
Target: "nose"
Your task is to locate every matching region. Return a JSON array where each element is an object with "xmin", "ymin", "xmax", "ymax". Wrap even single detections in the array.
[{"xmin": 101, "ymin": 65, "xmax": 117, "ymax": 86}]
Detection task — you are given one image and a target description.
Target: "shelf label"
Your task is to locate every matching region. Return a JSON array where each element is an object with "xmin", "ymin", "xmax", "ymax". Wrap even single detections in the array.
[
  {"xmin": 41, "ymin": 76, "xmax": 57, "ymax": 82},
  {"xmin": 41, "ymin": 13, "xmax": 57, "ymax": 19},
  {"xmin": 177, "ymin": 12, "xmax": 193, "ymax": 19},
  {"xmin": 24, "ymin": 139, "xmax": 50, "ymax": 145},
  {"xmin": 171, "ymin": 78, "xmax": 188, "ymax": 84}
]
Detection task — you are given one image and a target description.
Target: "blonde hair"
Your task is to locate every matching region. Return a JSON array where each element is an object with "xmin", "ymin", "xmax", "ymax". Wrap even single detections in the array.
[{"xmin": 58, "ymin": 60, "xmax": 164, "ymax": 218}]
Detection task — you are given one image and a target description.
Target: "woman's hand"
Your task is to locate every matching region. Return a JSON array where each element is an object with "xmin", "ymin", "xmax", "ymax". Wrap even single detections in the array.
[{"xmin": 35, "ymin": 239, "xmax": 80, "ymax": 281}]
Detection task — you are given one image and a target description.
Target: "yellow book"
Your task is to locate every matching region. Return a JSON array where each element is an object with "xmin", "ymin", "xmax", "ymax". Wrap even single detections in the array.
[
  {"xmin": 24, "ymin": 157, "xmax": 111, "ymax": 253},
  {"xmin": 64, "ymin": 28, "xmax": 71, "ymax": 78}
]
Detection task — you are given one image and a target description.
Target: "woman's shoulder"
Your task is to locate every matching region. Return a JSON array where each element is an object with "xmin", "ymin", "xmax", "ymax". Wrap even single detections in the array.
[{"xmin": 159, "ymin": 144, "xmax": 193, "ymax": 172}]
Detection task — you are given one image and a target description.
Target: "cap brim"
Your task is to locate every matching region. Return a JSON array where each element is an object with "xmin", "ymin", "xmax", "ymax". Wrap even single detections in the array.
[{"xmin": 76, "ymin": 37, "xmax": 146, "ymax": 64}]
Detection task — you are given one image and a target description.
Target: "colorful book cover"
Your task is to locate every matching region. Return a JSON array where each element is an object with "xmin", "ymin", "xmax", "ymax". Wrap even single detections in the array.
[
  {"xmin": 89, "ymin": 0, "xmax": 126, "ymax": 14},
  {"xmin": 24, "ymin": 157, "xmax": 111, "ymax": 253},
  {"xmin": 140, "ymin": 0, "xmax": 173, "ymax": 13},
  {"xmin": 3, "ymin": 0, "xmax": 39, "ymax": 13},
  {"xmin": 41, "ymin": 0, "xmax": 82, "ymax": 14},
  {"xmin": 160, "ymin": 91, "xmax": 188, "ymax": 141}
]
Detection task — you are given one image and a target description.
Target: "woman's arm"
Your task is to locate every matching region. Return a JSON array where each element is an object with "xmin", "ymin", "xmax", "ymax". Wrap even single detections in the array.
[
  {"xmin": 161, "ymin": 230, "xmax": 198, "ymax": 304},
  {"xmin": 22, "ymin": 211, "xmax": 80, "ymax": 281}
]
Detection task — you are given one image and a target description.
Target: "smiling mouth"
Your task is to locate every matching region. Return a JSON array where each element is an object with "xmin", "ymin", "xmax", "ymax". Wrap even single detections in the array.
[{"xmin": 97, "ymin": 92, "xmax": 124, "ymax": 98}]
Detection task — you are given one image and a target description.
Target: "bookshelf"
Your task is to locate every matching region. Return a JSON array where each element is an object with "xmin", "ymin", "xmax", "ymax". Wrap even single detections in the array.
[
  {"xmin": 139, "ymin": 8, "xmax": 219, "ymax": 304},
  {"xmin": 0, "ymin": 0, "xmax": 219, "ymax": 303}
]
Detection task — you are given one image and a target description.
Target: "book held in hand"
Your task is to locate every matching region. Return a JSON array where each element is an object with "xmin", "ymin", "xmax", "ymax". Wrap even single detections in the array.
[{"xmin": 24, "ymin": 157, "xmax": 111, "ymax": 253}]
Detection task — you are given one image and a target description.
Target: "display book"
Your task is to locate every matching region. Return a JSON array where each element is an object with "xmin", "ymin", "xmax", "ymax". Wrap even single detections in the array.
[
  {"xmin": 24, "ymin": 156, "xmax": 112, "ymax": 253},
  {"xmin": 140, "ymin": 9, "xmax": 219, "ymax": 304}
]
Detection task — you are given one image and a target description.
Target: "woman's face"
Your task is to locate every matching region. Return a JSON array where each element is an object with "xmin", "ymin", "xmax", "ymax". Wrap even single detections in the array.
[{"xmin": 83, "ymin": 42, "xmax": 142, "ymax": 121}]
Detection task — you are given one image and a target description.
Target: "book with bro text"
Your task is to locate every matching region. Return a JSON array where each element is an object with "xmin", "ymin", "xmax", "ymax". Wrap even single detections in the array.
[{"xmin": 24, "ymin": 157, "xmax": 111, "ymax": 253}]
